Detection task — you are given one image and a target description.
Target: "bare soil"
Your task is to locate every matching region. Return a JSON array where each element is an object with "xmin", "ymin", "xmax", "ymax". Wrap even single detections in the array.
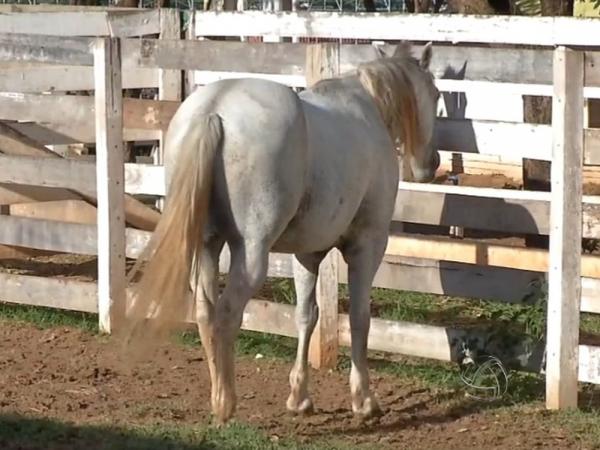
[{"xmin": 0, "ymin": 321, "xmax": 590, "ymax": 450}]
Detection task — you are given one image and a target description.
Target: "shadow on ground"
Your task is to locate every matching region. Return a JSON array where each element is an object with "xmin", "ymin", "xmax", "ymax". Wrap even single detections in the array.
[{"xmin": 0, "ymin": 413, "xmax": 215, "ymax": 450}]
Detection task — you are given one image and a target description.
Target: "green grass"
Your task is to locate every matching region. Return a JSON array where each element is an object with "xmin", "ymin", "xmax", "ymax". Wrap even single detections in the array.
[{"xmin": 0, "ymin": 302, "xmax": 98, "ymax": 334}]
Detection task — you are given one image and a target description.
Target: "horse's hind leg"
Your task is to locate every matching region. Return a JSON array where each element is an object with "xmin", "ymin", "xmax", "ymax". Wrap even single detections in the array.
[
  {"xmin": 212, "ymin": 240, "xmax": 270, "ymax": 424},
  {"xmin": 194, "ymin": 234, "xmax": 225, "ymax": 411},
  {"xmin": 287, "ymin": 251, "xmax": 327, "ymax": 414},
  {"xmin": 343, "ymin": 233, "xmax": 388, "ymax": 420}
]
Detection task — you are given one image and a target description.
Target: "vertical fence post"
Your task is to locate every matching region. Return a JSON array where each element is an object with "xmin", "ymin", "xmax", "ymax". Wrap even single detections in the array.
[
  {"xmin": 157, "ymin": 8, "xmax": 182, "ymax": 210},
  {"xmin": 305, "ymin": 43, "xmax": 340, "ymax": 369},
  {"xmin": 94, "ymin": 37, "xmax": 126, "ymax": 334},
  {"xmin": 546, "ymin": 46, "xmax": 584, "ymax": 410}
]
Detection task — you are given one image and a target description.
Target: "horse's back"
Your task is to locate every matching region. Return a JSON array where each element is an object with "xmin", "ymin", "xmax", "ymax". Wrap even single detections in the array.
[{"xmin": 165, "ymin": 78, "xmax": 309, "ymax": 243}]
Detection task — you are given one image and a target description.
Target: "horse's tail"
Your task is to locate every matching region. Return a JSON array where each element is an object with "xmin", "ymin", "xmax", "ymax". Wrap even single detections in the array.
[{"xmin": 123, "ymin": 113, "xmax": 223, "ymax": 347}]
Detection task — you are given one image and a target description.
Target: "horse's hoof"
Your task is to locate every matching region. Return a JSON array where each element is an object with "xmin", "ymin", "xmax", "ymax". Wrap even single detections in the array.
[
  {"xmin": 286, "ymin": 395, "xmax": 314, "ymax": 415},
  {"xmin": 352, "ymin": 396, "xmax": 383, "ymax": 422}
]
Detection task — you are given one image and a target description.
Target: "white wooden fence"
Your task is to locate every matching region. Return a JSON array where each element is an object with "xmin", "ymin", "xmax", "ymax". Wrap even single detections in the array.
[{"xmin": 0, "ymin": 6, "xmax": 600, "ymax": 410}]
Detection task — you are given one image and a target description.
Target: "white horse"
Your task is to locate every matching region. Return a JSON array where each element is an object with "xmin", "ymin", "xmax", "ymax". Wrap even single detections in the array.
[{"xmin": 126, "ymin": 42, "xmax": 440, "ymax": 424}]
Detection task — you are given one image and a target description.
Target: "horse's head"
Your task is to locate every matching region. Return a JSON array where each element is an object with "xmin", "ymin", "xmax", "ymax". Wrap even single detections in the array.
[{"xmin": 359, "ymin": 43, "xmax": 440, "ymax": 183}]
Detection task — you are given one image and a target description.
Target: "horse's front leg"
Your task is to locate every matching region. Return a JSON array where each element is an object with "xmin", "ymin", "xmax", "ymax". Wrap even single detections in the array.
[
  {"xmin": 286, "ymin": 251, "xmax": 327, "ymax": 414},
  {"xmin": 343, "ymin": 234, "xmax": 388, "ymax": 420}
]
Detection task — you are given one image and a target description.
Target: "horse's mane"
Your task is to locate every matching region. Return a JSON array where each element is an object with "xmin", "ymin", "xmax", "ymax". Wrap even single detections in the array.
[{"xmin": 356, "ymin": 46, "xmax": 426, "ymax": 159}]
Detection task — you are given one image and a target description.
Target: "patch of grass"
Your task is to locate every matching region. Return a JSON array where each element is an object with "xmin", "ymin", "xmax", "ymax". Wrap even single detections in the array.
[
  {"xmin": 0, "ymin": 413, "xmax": 357, "ymax": 450},
  {"xmin": 0, "ymin": 302, "xmax": 98, "ymax": 334},
  {"xmin": 177, "ymin": 328, "xmax": 297, "ymax": 361},
  {"xmin": 553, "ymin": 407, "xmax": 600, "ymax": 449}
]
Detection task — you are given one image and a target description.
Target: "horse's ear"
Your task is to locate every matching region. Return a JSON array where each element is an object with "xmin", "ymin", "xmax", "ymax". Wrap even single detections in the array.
[
  {"xmin": 393, "ymin": 41, "xmax": 411, "ymax": 57},
  {"xmin": 373, "ymin": 43, "xmax": 387, "ymax": 59},
  {"xmin": 420, "ymin": 42, "xmax": 433, "ymax": 69}
]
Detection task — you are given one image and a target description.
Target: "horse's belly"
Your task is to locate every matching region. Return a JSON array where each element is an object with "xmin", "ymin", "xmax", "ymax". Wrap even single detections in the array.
[{"xmin": 271, "ymin": 192, "xmax": 362, "ymax": 254}]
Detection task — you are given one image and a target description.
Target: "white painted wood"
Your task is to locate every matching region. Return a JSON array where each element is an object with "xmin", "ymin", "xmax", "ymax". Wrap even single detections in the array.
[
  {"xmin": 437, "ymin": 79, "xmax": 600, "ymax": 99},
  {"xmin": 0, "ymin": 93, "xmax": 177, "ymax": 135},
  {"xmin": 157, "ymin": 9, "xmax": 182, "ymax": 210},
  {"xmin": 0, "ymin": 65, "xmax": 158, "ymax": 92},
  {"xmin": 301, "ymin": 43, "xmax": 340, "ymax": 369},
  {"xmin": 385, "ymin": 234, "xmax": 600, "ymax": 279},
  {"xmin": 309, "ymin": 249, "xmax": 340, "ymax": 369},
  {"xmin": 435, "ymin": 119, "xmax": 552, "ymax": 161},
  {"xmin": 0, "ymin": 154, "xmax": 166, "ymax": 197},
  {"xmin": 0, "ymin": 10, "xmax": 160, "ymax": 37},
  {"xmin": 193, "ymin": 11, "xmax": 600, "ymax": 47},
  {"xmin": 0, "ymin": 272, "xmax": 97, "ymax": 313},
  {"xmin": 546, "ymin": 47, "xmax": 584, "ymax": 410},
  {"xmin": 94, "ymin": 37, "xmax": 126, "ymax": 334},
  {"xmin": 9, "ymin": 122, "xmax": 161, "ymax": 146},
  {"xmin": 0, "ymin": 214, "xmax": 150, "ymax": 258}
]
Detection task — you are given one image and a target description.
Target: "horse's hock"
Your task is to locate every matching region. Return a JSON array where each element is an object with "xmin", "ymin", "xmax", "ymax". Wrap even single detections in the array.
[{"xmin": 0, "ymin": 6, "xmax": 599, "ymax": 411}]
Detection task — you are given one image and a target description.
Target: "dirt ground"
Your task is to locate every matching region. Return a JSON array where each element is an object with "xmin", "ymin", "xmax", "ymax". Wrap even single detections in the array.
[
  {"xmin": 0, "ymin": 321, "xmax": 593, "ymax": 450},
  {"xmin": 1, "ymin": 171, "xmax": 599, "ymax": 448}
]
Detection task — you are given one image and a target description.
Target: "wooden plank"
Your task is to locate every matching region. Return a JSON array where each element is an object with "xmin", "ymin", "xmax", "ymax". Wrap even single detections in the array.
[
  {"xmin": 129, "ymin": 38, "xmax": 307, "ymax": 74},
  {"xmin": 0, "ymin": 183, "xmax": 80, "ymax": 205},
  {"xmin": 157, "ymin": 9, "xmax": 182, "ymax": 209},
  {"xmin": 0, "ymin": 93, "xmax": 178, "ymax": 133},
  {"xmin": 193, "ymin": 11, "xmax": 600, "ymax": 47},
  {"xmin": 545, "ymin": 47, "xmax": 584, "ymax": 410},
  {"xmin": 108, "ymin": 9, "xmax": 161, "ymax": 37},
  {"xmin": 9, "ymin": 200, "xmax": 97, "ymax": 225},
  {"xmin": 303, "ymin": 42, "xmax": 340, "ymax": 369},
  {"xmin": 385, "ymin": 233, "xmax": 600, "ymax": 279},
  {"xmin": 309, "ymin": 249, "xmax": 340, "ymax": 369},
  {"xmin": 0, "ymin": 154, "xmax": 95, "ymax": 195},
  {"xmin": 394, "ymin": 182, "xmax": 600, "ymax": 239},
  {"xmin": 94, "ymin": 37, "xmax": 126, "ymax": 334},
  {"xmin": 341, "ymin": 43, "xmax": 556, "ymax": 86},
  {"xmin": 437, "ymin": 79, "xmax": 600, "ymax": 100},
  {"xmin": 0, "ymin": 65, "xmax": 158, "ymax": 92},
  {"xmin": 9, "ymin": 122, "xmax": 161, "ymax": 145},
  {"xmin": 0, "ymin": 215, "xmax": 150, "ymax": 258},
  {"xmin": 0, "ymin": 155, "xmax": 167, "ymax": 197},
  {"xmin": 0, "ymin": 10, "xmax": 160, "ymax": 37},
  {"xmin": 0, "ymin": 34, "xmax": 93, "ymax": 66},
  {"xmin": 0, "ymin": 272, "xmax": 97, "ymax": 313},
  {"xmin": 435, "ymin": 119, "xmax": 553, "ymax": 161},
  {"xmin": 584, "ymin": 128, "xmax": 600, "ymax": 165},
  {"xmin": 0, "ymin": 5, "xmax": 140, "ymax": 13}
]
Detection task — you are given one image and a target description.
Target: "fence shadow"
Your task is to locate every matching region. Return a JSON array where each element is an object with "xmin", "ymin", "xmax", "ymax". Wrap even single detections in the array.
[{"xmin": 0, "ymin": 413, "xmax": 213, "ymax": 450}]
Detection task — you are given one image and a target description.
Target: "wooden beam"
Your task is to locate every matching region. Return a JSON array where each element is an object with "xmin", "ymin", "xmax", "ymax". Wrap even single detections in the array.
[
  {"xmin": 0, "ymin": 65, "xmax": 158, "ymax": 92},
  {"xmin": 0, "ymin": 10, "xmax": 160, "ymax": 37},
  {"xmin": 193, "ymin": 11, "xmax": 600, "ymax": 47},
  {"xmin": 8, "ymin": 122, "xmax": 161, "ymax": 146},
  {"xmin": 0, "ymin": 34, "xmax": 93, "ymax": 66},
  {"xmin": 9, "ymin": 200, "xmax": 97, "ymax": 225},
  {"xmin": 545, "ymin": 47, "xmax": 584, "ymax": 411},
  {"xmin": 435, "ymin": 119, "xmax": 553, "ymax": 161},
  {"xmin": 0, "ymin": 93, "xmax": 178, "ymax": 133},
  {"xmin": 94, "ymin": 37, "xmax": 126, "ymax": 334},
  {"xmin": 0, "ymin": 183, "xmax": 80, "ymax": 205},
  {"xmin": 0, "ymin": 122, "xmax": 160, "ymax": 232},
  {"xmin": 156, "ymin": 8, "xmax": 182, "ymax": 210},
  {"xmin": 304, "ymin": 42, "xmax": 340, "ymax": 370},
  {"xmin": 0, "ymin": 155, "xmax": 166, "ymax": 197},
  {"xmin": 394, "ymin": 182, "xmax": 600, "ymax": 239},
  {"xmin": 0, "ymin": 272, "xmax": 97, "ymax": 313},
  {"xmin": 385, "ymin": 234, "xmax": 600, "ymax": 279}
]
